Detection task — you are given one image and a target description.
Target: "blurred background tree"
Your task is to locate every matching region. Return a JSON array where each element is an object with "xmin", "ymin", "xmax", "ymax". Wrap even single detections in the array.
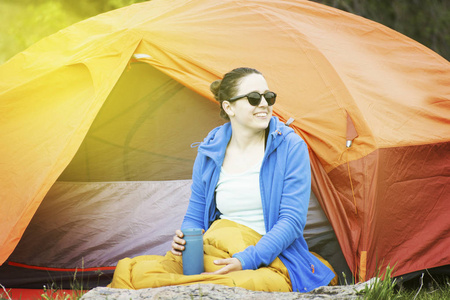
[
  {"xmin": 0, "ymin": 0, "xmax": 146, "ymax": 63},
  {"xmin": 310, "ymin": 0, "xmax": 450, "ymax": 61},
  {"xmin": 0, "ymin": 0, "xmax": 449, "ymax": 64}
]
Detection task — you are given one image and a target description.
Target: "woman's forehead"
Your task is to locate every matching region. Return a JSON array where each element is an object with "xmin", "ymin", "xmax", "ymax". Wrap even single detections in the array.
[{"xmin": 236, "ymin": 74, "xmax": 269, "ymax": 94}]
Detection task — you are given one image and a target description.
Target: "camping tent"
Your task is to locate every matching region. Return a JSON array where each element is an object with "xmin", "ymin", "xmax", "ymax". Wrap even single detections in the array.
[{"xmin": 1, "ymin": 0, "xmax": 449, "ymax": 288}]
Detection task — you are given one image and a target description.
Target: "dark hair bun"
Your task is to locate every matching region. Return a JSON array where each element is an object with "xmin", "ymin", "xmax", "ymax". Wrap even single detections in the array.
[{"xmin": 210, "ymin": 80, "xmax": 222, "ymax": 101}]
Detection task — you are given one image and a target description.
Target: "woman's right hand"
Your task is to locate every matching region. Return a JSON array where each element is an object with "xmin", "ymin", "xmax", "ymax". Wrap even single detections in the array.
[{"xmin": 171, "ymin": 229, "xmax": 185, "ymax": 256}]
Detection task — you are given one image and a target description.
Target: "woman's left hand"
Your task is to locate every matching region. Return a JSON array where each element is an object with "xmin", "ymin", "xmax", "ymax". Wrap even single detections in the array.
[{"xmin": 202, "ymin": 258, "xmax": 242, "ymax": 275}]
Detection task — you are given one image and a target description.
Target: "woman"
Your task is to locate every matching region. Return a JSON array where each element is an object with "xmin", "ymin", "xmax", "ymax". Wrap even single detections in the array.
[{"xmin": 110, "ymin": 67, "xmax": 336, "ymax": 292}]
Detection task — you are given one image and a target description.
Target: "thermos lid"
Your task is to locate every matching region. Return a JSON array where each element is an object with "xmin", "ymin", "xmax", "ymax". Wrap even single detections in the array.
[{"xmin": 182, "ymin": 228, "xmax": 202, "ymax": 236}]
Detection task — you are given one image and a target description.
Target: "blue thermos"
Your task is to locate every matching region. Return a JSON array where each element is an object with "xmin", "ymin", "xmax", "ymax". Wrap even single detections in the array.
[{"xmin": 182, "ymin": 228, "xmax": 204, "ymax": 275}]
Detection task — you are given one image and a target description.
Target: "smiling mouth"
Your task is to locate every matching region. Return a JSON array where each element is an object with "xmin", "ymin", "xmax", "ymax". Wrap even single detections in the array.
[{"xmin": 254, "ymin": 112, "xmax": 268, "ymax": 117}]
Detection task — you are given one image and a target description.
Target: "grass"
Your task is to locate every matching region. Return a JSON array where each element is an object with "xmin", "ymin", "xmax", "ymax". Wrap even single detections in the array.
[
  {"xmin": 359, "ymin": 266, "xmax": 450, "ymax": 300},
  {"xmin": 0, "ymin": 283, "xmax": 85, "ymax": 300},
  {"xmin": 396, "ymin": 273, "xmax": 450, "ymax": 300},
  {"xmin": 0, "ymin": 266, "xmax": 89, "ymax": 300},
  {"xmin": 1, "ymin": 266, "xmax": 448, "ymax": 300},
  {"xmin": 41, "ymin": 286, "xmax": 85, "ymax": 300}
]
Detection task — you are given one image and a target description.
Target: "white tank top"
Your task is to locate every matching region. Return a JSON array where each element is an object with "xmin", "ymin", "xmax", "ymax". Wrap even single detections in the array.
[{"xmin": 215, "ymin": 160, "xmax": 266, "ymax": 235}]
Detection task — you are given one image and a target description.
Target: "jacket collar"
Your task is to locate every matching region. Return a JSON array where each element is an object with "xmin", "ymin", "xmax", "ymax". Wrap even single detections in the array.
[
  {"xmin": 197, "ymin": 122, "xmax": 232, "ymax": 166},
  {"xmin": 266, "ymin": 116, "xmax": 293, "ymax": 154},
  {"xmin": 198, "ymin": 116, "xmax": 293, "ymax": 166}
]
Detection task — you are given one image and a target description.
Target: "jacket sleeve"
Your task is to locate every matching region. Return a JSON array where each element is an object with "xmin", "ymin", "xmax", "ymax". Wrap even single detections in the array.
[
  {"xmin": 181, "ymin": 152, "xmax": 207, "ymax": 230},
  {"xmin": 233, "ymin": 139, "xmax": 311, "ymax": 269}
]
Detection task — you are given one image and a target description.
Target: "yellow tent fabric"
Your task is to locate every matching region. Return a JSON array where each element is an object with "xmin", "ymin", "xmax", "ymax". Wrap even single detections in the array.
[{"xmin": 0, "ymin": 0, "xmax": 449, "ymax": 284}]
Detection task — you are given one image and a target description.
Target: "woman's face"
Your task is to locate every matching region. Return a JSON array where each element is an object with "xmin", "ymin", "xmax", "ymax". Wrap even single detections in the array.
[{"xmin": 225, "ymin": 73, "xmax": 273, "ymax": 132}]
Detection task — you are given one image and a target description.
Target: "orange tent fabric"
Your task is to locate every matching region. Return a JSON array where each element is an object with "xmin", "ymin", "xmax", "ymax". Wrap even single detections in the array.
[{"xmin": 0, "ymin": 0, "xmax": 449, "ymax": 284}]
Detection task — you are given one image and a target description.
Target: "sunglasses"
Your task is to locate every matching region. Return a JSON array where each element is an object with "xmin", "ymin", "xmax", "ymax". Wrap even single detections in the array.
[{"xmin": 228, "ymin": 91, "xmax": 277, "ymax": 106}]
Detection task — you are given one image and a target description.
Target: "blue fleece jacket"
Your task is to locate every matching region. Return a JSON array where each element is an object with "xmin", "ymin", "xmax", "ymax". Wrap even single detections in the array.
[{"xmin": 181, "ymin": 116, "xmax": 335, "ymax": 292}]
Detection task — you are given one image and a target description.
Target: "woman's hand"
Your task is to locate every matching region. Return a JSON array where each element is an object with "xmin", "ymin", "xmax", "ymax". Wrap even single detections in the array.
[
  {"xmin": 171, "ymin": 228, "xmax": 205, "ymax": 256},
  {"xmin": 202, "ymin": 258, "xmax": 242, "ymax": 275},
  {"xmin": 171, "ymin": 229, "xmax": 185, "ymax": 256}
]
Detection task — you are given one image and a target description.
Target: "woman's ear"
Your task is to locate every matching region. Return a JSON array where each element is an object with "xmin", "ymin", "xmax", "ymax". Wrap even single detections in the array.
[{"xmin": 222, "ymin": 101, "xmax": 235, "ymax": 118}]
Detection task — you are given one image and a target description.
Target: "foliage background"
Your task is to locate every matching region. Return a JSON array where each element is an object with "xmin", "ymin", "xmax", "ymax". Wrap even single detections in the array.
[{"xmin": 1, "ymin": 0, "xmax": 449, "ymax": 64}]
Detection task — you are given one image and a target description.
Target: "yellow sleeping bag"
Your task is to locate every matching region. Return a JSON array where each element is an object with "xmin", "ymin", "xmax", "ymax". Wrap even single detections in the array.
[{"xmin": 109, "ymin": 219, "xmax": 337, "ymax": 291}]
